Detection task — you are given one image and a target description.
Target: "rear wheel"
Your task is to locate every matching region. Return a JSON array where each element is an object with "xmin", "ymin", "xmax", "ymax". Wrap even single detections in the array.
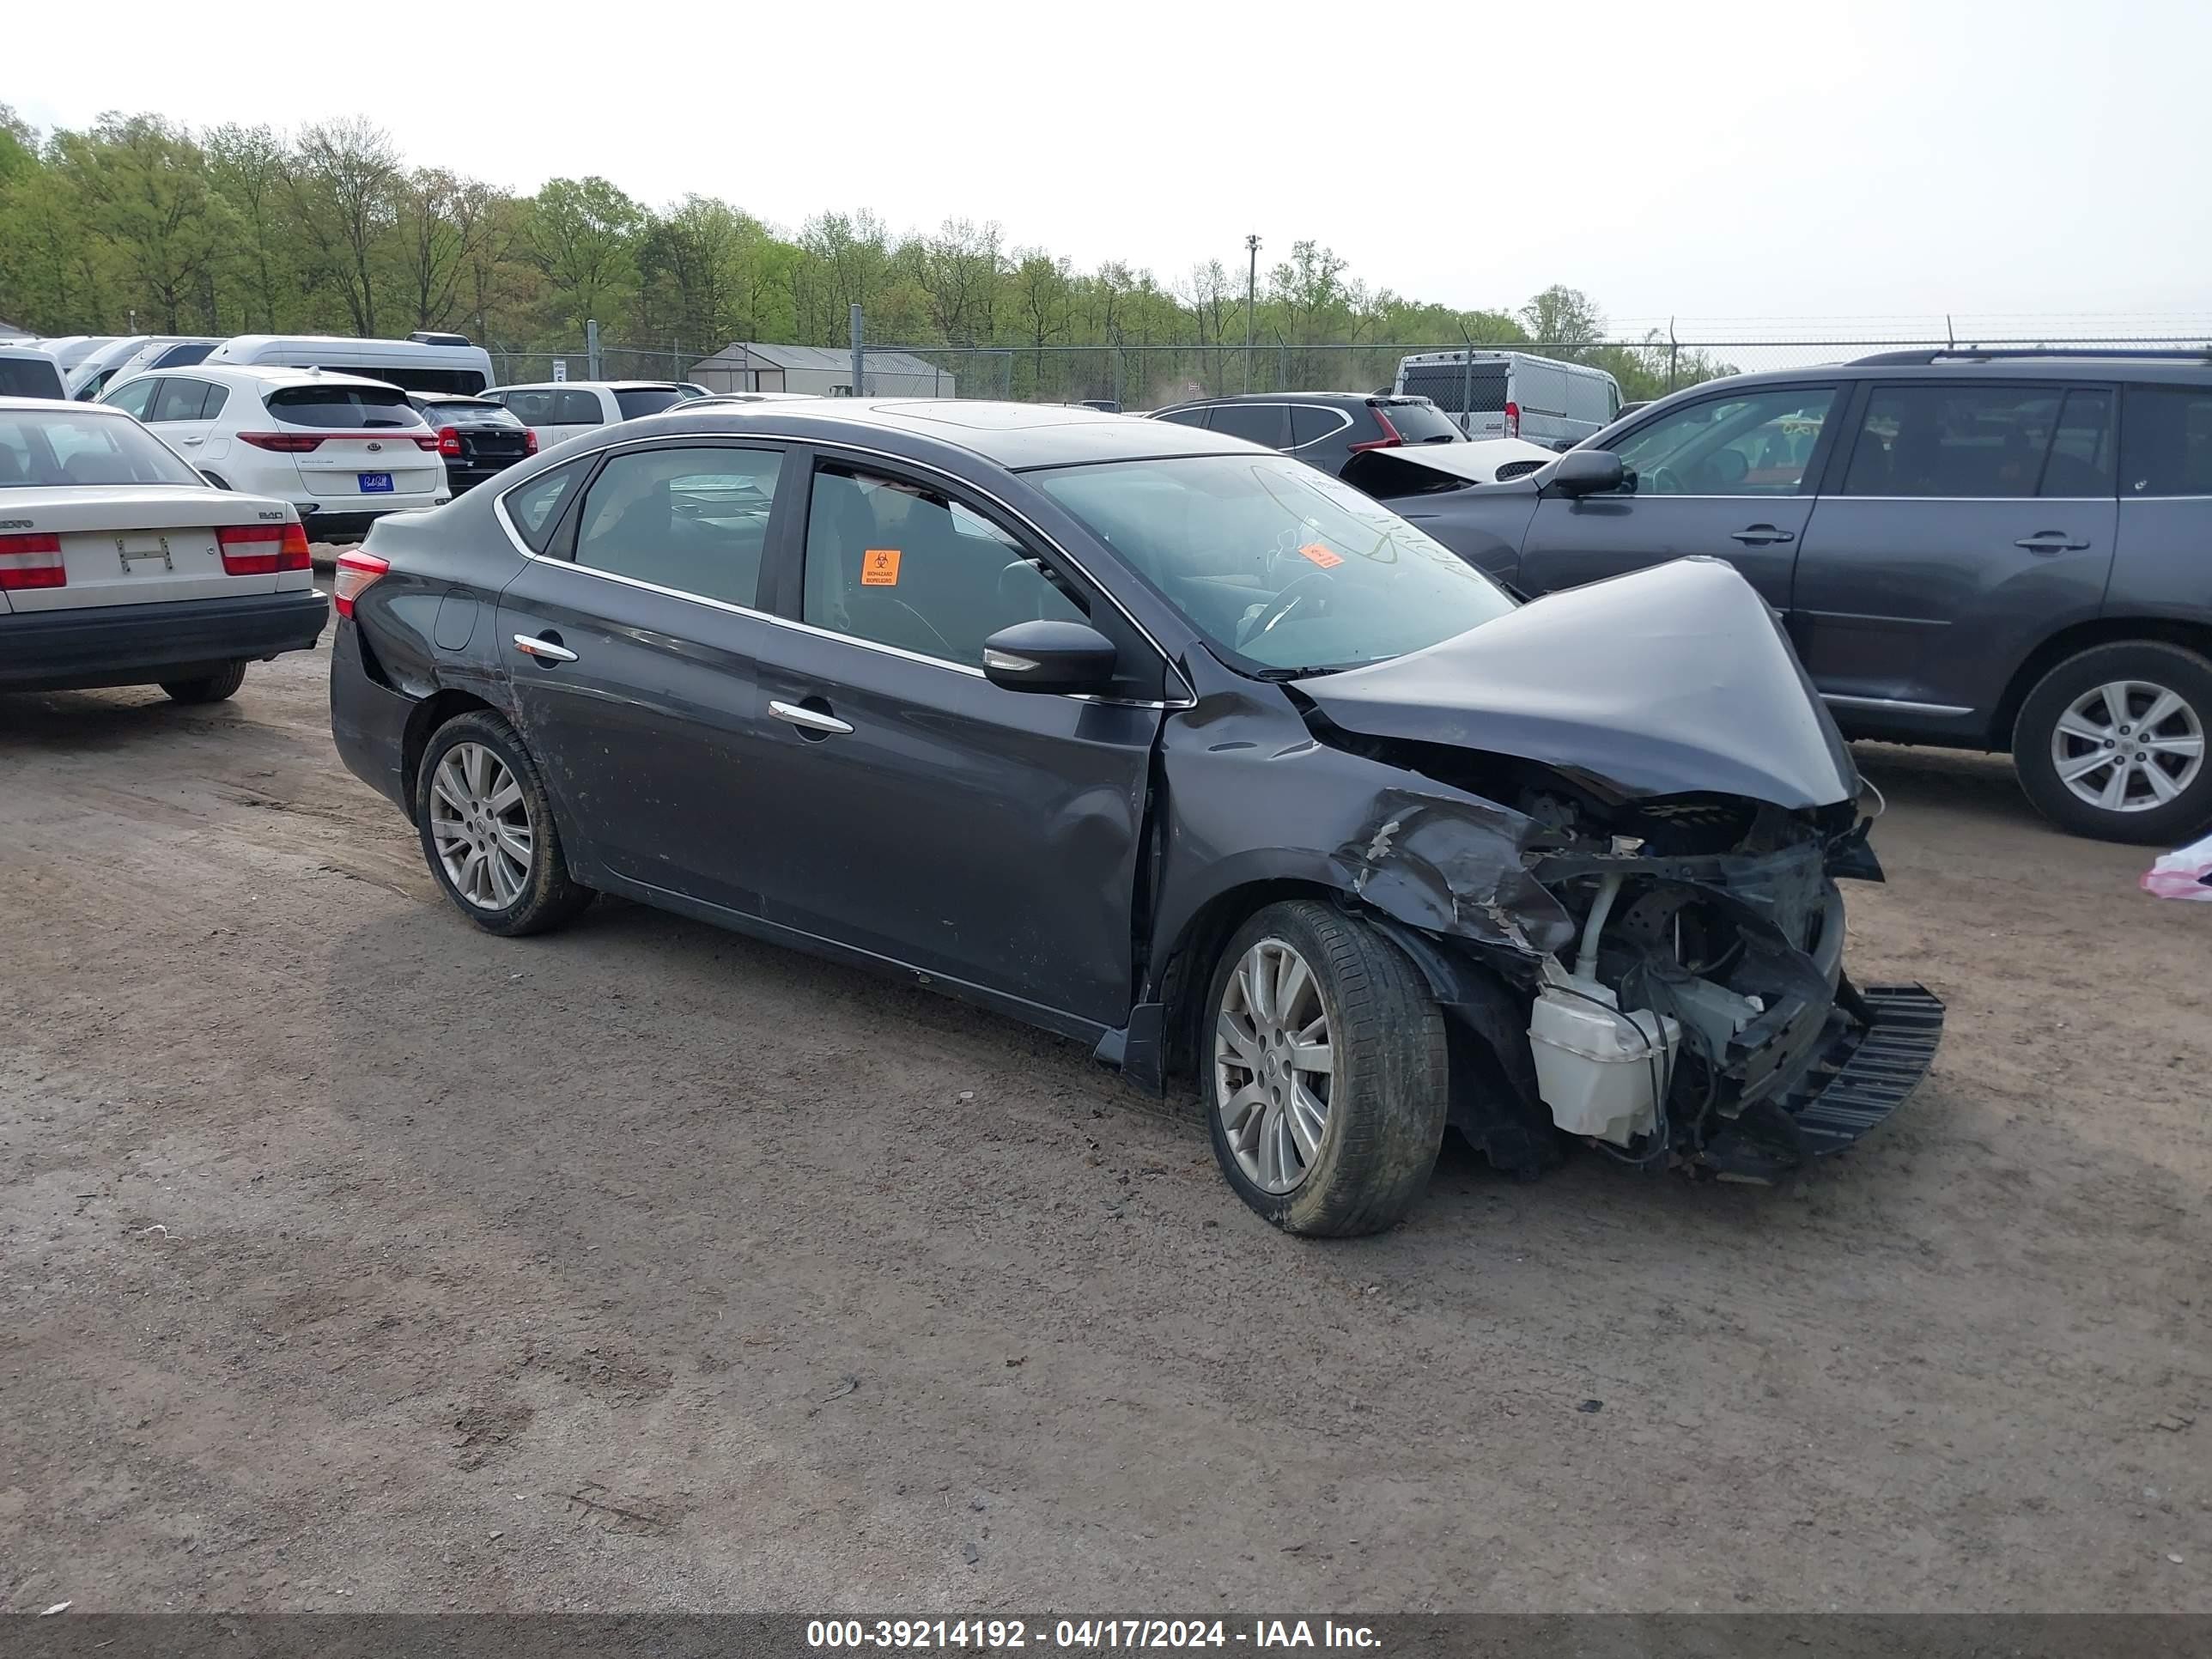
[
  {"xmin": 160, "ymin": 660, "xmax": 246, "ymax": 703},
  {"xmin": 1205, "ymin": 901, "xmax": 1448, "ymax": 1237},
  {"xmin": 2013, "ymin": 641, "xmax": 2212, "ymax": 844},
  {"xmin": 415, "ymin": 710, "xmax": 592, "ymax": 936}
]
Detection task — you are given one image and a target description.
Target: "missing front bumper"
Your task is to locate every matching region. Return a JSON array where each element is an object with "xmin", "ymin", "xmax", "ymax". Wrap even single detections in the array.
[{"xmin": 1697, "ymin": 982, "xmax": 1944, "ymax": 1182}]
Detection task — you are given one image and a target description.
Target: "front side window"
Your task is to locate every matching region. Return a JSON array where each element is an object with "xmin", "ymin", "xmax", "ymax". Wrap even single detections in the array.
[
  {"xmin": 2119, "ymin": 384, "xmax": 2212, "ymax": 497},
  {"xmin": 802, "ymin": 465, "xmax": 1085, "ymax": 665},
  {"xmin": 1614, "ymin": 386, "xmax": 1837, "ymax": 495},
  {"xmin": 1034, "ymin": 453, "xmax": 1514, "ymax": 676},
  {"xmin": 571, "ymin": 445, "xmax": 781, "ymax": 609},
  {"xmin": 0, "ymin": 409, "xmax": 204, "ymax": 489},
  {"xmin": 264, "ymin": 385, "xmax": 424, "ymax": 429},
  {"xmin": 1839, "ymin": 384, "xmax": 2072, "ymax": 499}
]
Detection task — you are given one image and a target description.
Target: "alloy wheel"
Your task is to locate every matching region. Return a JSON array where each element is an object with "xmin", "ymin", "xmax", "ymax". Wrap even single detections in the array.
[
  {"xmin": 2049, "ymin": 679, "xmax": 2205, "ymax": 815},
  {"xmin": 1214, "ymin": 938, "xmax": 1335, "ymax": 1194},
  {"xmin": 428, "ymin": 742, "xmax": 534, "ymax": 909}
]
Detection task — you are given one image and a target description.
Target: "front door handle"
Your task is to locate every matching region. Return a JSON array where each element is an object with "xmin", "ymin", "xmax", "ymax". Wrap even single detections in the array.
[
  {"xmin": 769, "ymin": 699, "xmax": 854, "ymax": 736},
  {"xmin": 512, "ymin": 634, "xmax": 577, "ymax": 663},
  {"xmin": 2014, "ymin": 531, "xmax": 2091, "ymax": 553},
  {"xmin": 1730, "ymin": 524, "xmax": 1796, "ymax": 545}
]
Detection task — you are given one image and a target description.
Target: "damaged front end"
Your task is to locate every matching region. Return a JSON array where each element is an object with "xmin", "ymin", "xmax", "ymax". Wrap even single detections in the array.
[{"xmin": 1228, "ymin": 557, "xmax": 1945, "ymax": 1183}]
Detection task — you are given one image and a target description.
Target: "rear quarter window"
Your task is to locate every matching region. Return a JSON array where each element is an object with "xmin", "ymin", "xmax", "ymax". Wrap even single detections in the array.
[{"xmin": 2121, "ymin": 384, "xmax": 2212, "ymax": 497}]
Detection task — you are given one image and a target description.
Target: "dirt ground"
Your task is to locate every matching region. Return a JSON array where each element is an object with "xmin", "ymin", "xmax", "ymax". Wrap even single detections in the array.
[{"xmin": 0, "ymin": 629, "xmax": 2205, "ymax": 1615}]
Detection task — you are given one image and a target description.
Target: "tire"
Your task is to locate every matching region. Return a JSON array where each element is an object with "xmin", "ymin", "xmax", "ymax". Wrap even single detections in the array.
[
  {"xmin": 2012, "ymin": 641, "xmax": 2212, "ymax": 845},
  {"xmin": 414, "ymin": 709, "xmax": 592, "ymax": 937},
  {"xmin": 160, "ymin": 660, "xmax": 247, "ymax": 703},
  {"xmin": 1204, "ymin": 900, "xmax": 1449, "ymax": 1237}
]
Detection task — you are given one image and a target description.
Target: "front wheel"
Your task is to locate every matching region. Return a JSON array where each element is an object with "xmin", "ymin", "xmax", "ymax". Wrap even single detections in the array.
[
  {"xmin": 2013, "ymin": 641, "xmax": 2212, "ymax": 844},
  {"xmin": 415, "ymin": 710, "xmax": 592, "ymax": 936},
  {"xmin": 1206, "ymin": 901, "xmax": 1448, "ymax": 1237}
]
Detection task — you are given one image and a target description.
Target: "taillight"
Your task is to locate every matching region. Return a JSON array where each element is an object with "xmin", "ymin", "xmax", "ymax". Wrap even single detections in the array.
[
  {"xmin": 280, "ymin": 521, "xmax": 313, "ymax": 572},
  {"xmin": 216, "ymin": 523, "xmax": 286, "ymax": 575},
  {"xmin": 239, "ymin": 431, "xmax": 325, "ymax": 453},
  {"xmin": 0, "ymin": 532, "xmax": 64, "ymax": 590},
  {"xmin": 1349, "ymin": 404, "xmax": 1407, "ymax": 453},
  {"xmin": 436, "ymin": 426, "xmax": 463, "ymax": 458},
  {"xmin": 524, "ymin": 429, "xmax": 538, "ymax": 455},
  {"xmin": 332, "ymin": 549, "xmax": 390, "ymax": 618},
  {"xmin": 1504, "ymin": 400, "xmax": 1521, "ymax": 438}
]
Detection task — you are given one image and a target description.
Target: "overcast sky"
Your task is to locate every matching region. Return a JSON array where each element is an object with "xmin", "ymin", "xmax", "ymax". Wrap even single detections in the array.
[{"xmin": 11, "ymin": 0, "xmax": 2207, "ymax": 333}]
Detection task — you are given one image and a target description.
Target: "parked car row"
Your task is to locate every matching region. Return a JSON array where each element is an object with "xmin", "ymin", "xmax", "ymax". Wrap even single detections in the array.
[{"xmin": 1339, "ymin": 348, "xmax": 2212, "ymax": 845}]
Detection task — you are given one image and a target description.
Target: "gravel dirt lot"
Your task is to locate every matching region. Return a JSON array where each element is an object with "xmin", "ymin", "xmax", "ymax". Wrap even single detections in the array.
[{"xmin": 1, "ymin": 626, "xmax": 2205, "ymax": 1614}]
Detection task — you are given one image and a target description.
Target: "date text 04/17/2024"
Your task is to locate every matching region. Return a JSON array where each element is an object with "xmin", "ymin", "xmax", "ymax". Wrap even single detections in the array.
[{"xmin": 805, "ymin": 1620, "xmax": 1382, "ymax": 1650}]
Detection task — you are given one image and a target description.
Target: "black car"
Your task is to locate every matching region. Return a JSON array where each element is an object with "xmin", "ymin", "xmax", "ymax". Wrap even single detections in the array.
[
  {"xmin": 407, "ymin": 393, "xmax": 537, "ymax": 494},
  {"xmin": 1346, "ymin": 349, "xmax": 2212, "ymax": 844},
  {"xmin": 328, "ymin": 400, "xmax": 1939, "ymax": 1236},
  {"xmin": 1149, "ymin": 392, "xmax": 1464, "ymax": 477}
]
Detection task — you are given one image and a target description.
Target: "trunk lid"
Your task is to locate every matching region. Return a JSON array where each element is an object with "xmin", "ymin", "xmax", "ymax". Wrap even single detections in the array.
[
  {"xmin": 1295, "ymin": 556, "xmax": 1858, "ymax": 810},
  {"xmin": 0, "ymin": 484, "xmax": 300, "ymax": 611}
]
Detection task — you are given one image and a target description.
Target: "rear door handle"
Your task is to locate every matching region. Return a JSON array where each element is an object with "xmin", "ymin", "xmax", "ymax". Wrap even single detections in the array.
[
  {"xmin": 769, "ymin": 699, "xmax": 854, "ymax": 736},
  {"xmin": 179, "ymin": 436, "xmax": 204, "ymax": 447},
  {"xmin": 511, "ymin": 634, "xmax": 577, "ymax": 663},
  {"xmin": 2014, "ymin": 532, "xmax": 2091, "ymax": 552},
  {"xmin": 1730, "ymin": 525, "xmax": 1795, "ymax": 545}
]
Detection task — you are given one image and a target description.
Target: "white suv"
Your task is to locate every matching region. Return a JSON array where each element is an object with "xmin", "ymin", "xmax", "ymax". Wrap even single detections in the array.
[
  {"xmin": 101, "ymin": 366, "xmax": 451, "ymax": 537},
  {"xmin": 481, "ymin": 381, "xmax": 702, "ymax": 449}
]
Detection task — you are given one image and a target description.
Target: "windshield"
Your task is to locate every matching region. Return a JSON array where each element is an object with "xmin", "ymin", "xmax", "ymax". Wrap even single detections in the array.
[
  {"xmin": 614, "ymin": 386, "xmax": 693, "ymax": 420},
  {"xmin": 264, "ymin": 386, "xmax": 426, "ymax": 429},
  {"xmin": 1375, "ymin": 398, "xmax": 1462, "ymax": 443},
  {"xmin": 0, "ymin": 408, "xmax": 204, "ymax": 489},
  {"xmin": 1033, "ymin": 453, "xmax": 1515, "ymax": 675}
]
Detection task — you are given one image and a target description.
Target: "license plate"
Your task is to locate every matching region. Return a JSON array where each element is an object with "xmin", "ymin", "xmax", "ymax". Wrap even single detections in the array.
[{"xmin": 358, "ymin": 472, "xmax": 394, "ymax": 493}]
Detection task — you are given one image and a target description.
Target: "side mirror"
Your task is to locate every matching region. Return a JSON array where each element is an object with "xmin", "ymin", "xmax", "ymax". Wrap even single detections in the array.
[
  {"xmin": 981, "ymin": 619, "xmax": 1118, "ymax": 695},
  {"xmin": 1548, "ymin": 449, "xmax": 1626, "ymax": 497}
]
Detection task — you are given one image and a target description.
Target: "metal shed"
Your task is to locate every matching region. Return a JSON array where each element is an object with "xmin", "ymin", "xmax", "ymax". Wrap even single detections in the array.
[{"xmin": 688, "ymin": 342, "xmax": 956, "ymax": 399}]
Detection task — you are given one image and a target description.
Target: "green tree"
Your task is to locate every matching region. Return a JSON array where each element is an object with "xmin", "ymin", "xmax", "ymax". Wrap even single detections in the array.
[
  {"xmin": 520, "ymin": 175, "xmax": 644, "ymax": 335},
  {"xmin": 288, "ymin": 118, "xmax": 404, "ymax": 335}
]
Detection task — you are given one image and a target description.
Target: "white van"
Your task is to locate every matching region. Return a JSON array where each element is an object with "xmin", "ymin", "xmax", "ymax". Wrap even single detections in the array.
[
  {"xmin": 1393, "ymin": 349, "xmax": 1622, "ymax": 448},
  {"xmin": 66, "ymin": 336, "xmax": 154, "ymax": 400},
  {"xmin": 27, "ymin": 337, "xmax": 121, "ymax": 377},
  {"xmin": 0, "ymin": 343, "xmax": 67, "ymax": 399},
  {"xmin": 202, "ymin": 335, "xmax": 495, "ymax": 396}
]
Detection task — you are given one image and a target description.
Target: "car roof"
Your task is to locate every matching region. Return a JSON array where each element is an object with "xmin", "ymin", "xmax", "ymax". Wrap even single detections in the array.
[
  {"xmin": 125, "ymin": 364, "xmax": 406, "ymax": 392},
  {"xmin": 633, "ymin": 397, "xmax": 1257, "ymax": 470},
  {"xmin": 496, "ymin": 380, "xmax": 687, "ymax": 392},
  {"xmin": 0, "ymin": 394, "xmax": 127, "ymax": 414},
  {"xmin": 1656, "ymin": 356, "xmax": 2212, "ymax": 401}
]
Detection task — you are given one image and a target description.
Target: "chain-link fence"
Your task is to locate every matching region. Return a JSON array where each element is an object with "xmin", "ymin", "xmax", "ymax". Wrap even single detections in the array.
[
  {"xmin": 853, "ymin": 335, "xmax": 2212, "ymax": 411},
  {"xmin": 489, "ymin": 326, "xmax": 2212, "ymax": 407}
]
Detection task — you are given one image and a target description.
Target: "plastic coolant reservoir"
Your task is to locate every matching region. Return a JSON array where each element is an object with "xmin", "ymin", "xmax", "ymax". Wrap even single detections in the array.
[{"xmin": 1527, "ymin": 967, "xmax": 1681, "ymax": 1147}]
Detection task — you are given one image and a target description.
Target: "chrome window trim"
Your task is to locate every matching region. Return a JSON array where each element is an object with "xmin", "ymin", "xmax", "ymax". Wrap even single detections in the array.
[
  {"xmin": 492, "ymin": 429, "xmax": 1197, "ymax": 708},
  {"xmin": 1821, "ymin": 694, "xmax": 1974, "ymax": 717},
  {"xmin": 1826, "ymin": 495, "xmax": 2118, "ymax": 504}
]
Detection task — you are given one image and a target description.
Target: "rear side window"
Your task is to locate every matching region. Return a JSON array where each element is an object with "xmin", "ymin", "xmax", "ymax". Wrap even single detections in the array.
[
  {"xmin": 150, "ymin": 378, "xmax": 220, "ymax": 422},
  {"xmin": 613, "ymin": 387, "xmax": 690, "ymax": 420},
  {"xmin": 1840, "ymin": 385, "xmax": 2066, "ymax": 499},
  {"xmin": 1206, "ymin": 403, "xmax": 1289, "ymax": 448},
  {"xmin": 1373, "ymin": 399, "xmax": 1462, "ymax": 443},
  {"xmin": 2120, "ymin": 384, "xmax": 2212, "ymax": 497},
  {"xmin": 554, "ymin": 389, "xmax": 605, "ymax": 425},
  {"xmin": 2041, "ymin": 389, "xmax": 2114, "ymax": 496},
  {"xmin": 0, "ymin": 357, "xmax": 66, "ymax": 399},
  {"xmin": 501, "ymin": 459, "xmax": 589, "ymax": 553},
  {"xmin": 572, "ymin": 444, "xmax": 781, "ymax": 608},
  {"xmin": 265, "ymin": 385, "xmax": 424, "ymax": 429}
]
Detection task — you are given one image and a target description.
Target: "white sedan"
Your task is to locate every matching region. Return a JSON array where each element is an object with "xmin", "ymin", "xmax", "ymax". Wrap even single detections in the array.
[{"xmin": 0, "ymin": 398, "xmax": 328, "ymax": 702}]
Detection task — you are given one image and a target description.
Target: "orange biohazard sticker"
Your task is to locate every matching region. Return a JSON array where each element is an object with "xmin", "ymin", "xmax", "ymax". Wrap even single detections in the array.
[
  {"xmin": 861, "ymin": 548, "xmax": 902, "ymax": 586},
  {"xmin": 1297, "ymin": 543, "xmax": 1345, "ymax": 569}
]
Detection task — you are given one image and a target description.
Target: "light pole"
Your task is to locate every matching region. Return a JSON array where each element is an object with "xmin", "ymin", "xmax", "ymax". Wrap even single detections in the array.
[{"xmin": 1243, "ymin": 234, "xmax": 1261, "ymax": 393}]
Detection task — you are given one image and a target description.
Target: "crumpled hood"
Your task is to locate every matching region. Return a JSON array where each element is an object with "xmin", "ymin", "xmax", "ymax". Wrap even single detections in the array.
[{"xmin": 1298, "ymin": 556, "xmax": 1858, "ymax": 810}]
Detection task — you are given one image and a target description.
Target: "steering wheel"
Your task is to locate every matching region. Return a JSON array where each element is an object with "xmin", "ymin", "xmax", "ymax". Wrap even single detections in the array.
[
  {"xmin": 1236, "ymin": 569, "xmax": 1334, "ymax": 649},
  {"xmin": 1644, "ymin": 464, "xmax": 1685, "ymax": 496}
]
